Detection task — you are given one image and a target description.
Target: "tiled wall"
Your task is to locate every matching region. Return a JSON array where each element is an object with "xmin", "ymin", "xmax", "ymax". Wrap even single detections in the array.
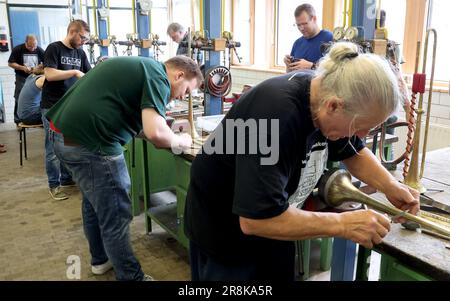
[
  {"xmin": 230, "ymin": 67, "xmax": 450, "ymax": 125},
  {"xmin": 230, "ymin": 67, "xmax": 450, "ymax": 151},
  {"xmin": 229, "ymin": 67, "xmax": 283, "ymax": 93},
  {"xmin": 0, "ymin": 67, "xmax": 16, "ymax": 126},
  {"xmin": 1, "ymin": 63, "xmax": 450, "ymax": 150}
]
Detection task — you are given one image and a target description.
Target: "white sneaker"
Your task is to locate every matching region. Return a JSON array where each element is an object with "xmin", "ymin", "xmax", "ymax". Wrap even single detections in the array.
[{"xmin": 91, "ymin": 260, "xmax": 113, "ymax": 275}]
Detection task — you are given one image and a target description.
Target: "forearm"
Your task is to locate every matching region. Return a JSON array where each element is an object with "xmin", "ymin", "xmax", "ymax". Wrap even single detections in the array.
[
  {"xmin": 44, "ymin": 68, "xmax": 77, "ymax": 81},
  {"xmin": 8, "ymin": 62, "xmax": 24, "ymax": 71},
  {"xmin": 142, "ymin": 108, "xmax": 180, "ymax": 149},
  {"xmin": 148, "ymin": 122, "xmax": 180, "ymax": 148},
  {"xmin": 343, "ymin": 147, "xmax": 397, "ymax": 193},
  {"xmin": 240, "ymin": 205, "xmax": 342, "ymax": 241}
]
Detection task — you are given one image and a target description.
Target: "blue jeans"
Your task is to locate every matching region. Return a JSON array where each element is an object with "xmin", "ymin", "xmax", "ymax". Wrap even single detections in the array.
[
  {"xmin": 41, "ymin": 108, "xmax": 72, "ymax": 189},
  {"xmin": 52, "ymin": 131, "xmax": 144, "ymax": 281}
]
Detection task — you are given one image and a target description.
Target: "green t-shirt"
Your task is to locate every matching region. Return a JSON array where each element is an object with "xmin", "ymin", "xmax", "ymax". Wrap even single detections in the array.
[{"xmin": 46, "ymin": 56, "xmax": 170, "ymax": 155}]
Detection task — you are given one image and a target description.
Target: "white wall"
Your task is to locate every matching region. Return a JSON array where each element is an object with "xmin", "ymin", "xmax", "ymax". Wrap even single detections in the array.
[
  {"xmin": 0, "ymin": 1, "xmax": 11, "ymax": 67},
  {"xmin": 0, "ymin": 1, "xmax": 14, "ymax": 126},
  {"xmin": 230, "ymin": 67, "xmax": 450, "ymax": 152}
]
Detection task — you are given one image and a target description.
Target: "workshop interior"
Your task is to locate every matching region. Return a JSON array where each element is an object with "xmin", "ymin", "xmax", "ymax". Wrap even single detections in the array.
[{"xmin": 0, "ymin": 0, "xmax": 449, "ymax": 282}]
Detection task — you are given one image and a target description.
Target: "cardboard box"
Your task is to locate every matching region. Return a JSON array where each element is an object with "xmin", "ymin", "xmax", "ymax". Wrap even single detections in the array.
[
  {"xmin": 141, "ymin": 39, "xmax": 152, "ymax": 48},
  {"xmin": 100, "ymin": 39, "xmax": 110, "ymax": 47},
  {"xmin": 373, "ymin": 39, "xmax": 387, "ymax": 57},
  {"xmin": 213, "ymin": 38, "xmax": 226, "ymax": 51}
]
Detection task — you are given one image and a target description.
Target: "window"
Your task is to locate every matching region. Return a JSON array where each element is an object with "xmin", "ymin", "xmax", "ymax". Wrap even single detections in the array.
[
  {"xmin": 426, "ymin": 0, "xmax": 449, "ymax": 82},
  {"xmin": 275, "ymin": 0, "xmax": 323, "ymax": 66},
  {"xmin": 150, "ymin": 0, "xmax": 169, "ymax": 61},
  {"xmin": 8, "ymin": 6, "xmax": 69, "ymax": 49},
  {"xmin": 253, "ymin": 2, "xmax": 268, "ymax": 67},
  {"xmin": 232, "ymin": 0, "xmax": 251, "ymax": 65},
  {"xmin": 107, "ymin": 0, "xmax": 130, "ymax": 8},
  {"xmin": 379, "ymin": 0, "xmax": 407, "ymax": 63}
]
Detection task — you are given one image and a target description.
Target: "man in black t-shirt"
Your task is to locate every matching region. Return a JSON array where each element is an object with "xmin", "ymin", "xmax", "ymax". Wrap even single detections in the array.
[
  {"xmin": 8, "ymin": 34, "xmax": 45, "ymax": 124},
  {"xmin": 41, "ymin": 19, "xmax": 91, "ymax": 202},
  {"xmin": 184, "ymin": 43, "xmax": 420, "ymax": 281}
]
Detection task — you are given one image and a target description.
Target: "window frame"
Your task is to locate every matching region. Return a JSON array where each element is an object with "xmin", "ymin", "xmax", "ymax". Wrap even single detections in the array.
[{"xmin": 227, "ymin": 0, "xmax": 449, "ymax": 88}]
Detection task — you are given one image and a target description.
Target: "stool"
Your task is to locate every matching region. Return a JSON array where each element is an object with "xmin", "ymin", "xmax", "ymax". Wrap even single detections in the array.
[{"xmin": 18, "ymin": 122, "xmax": 43, "ymax": 166}]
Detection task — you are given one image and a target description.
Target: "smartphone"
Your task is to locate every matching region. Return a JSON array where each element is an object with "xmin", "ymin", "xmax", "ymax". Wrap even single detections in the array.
[{"xmin": 290, "ymin": 56, "xmax": 301, "ymax": 62}]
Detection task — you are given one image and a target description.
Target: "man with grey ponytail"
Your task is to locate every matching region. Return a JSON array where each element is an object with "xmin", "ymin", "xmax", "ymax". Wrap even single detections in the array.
[{"xmin": 184, "ymin": 42, "xmax": 419, "ymax": 281}]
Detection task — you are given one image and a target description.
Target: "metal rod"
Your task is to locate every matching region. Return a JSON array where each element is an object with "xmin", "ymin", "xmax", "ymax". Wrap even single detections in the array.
[{"xmin": 420, "ymin": 29, "xmax": 437, "ymax": 179}]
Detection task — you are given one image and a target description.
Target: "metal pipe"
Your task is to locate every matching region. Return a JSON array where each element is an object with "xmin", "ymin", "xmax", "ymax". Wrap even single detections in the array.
[
  {"xmin": 420, "ymin": 29, "xmax": 437, "ymax": 179},
  {"xmin": 92, "ymin": 0, "xmax": 98, "ymax": 36}
]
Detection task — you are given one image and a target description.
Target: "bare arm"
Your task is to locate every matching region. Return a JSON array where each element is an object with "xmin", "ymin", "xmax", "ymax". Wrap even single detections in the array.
[
  {"xmin": 240, "ymin": 205, "xmax": 391, "ymax": 249},
  {"xmin": 44, "ymin": 67, "xmax": 84, "ymax": 82},
  {"xmin": 142, "ymin": 108, "xmax": 191, "ymax": 149},
  {"xmin": 240, "ymin": 206, "xmax": 342, "ymax": 241},
  {"xmin": 8, "ymin": 62, "xmax": 31, "ymax": 73}
]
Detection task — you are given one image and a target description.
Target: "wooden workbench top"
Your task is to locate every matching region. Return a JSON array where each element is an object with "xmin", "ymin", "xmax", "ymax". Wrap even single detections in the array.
[{"xmin": 372, "ymin": 147, "xmax": 450, "ymax": 280}]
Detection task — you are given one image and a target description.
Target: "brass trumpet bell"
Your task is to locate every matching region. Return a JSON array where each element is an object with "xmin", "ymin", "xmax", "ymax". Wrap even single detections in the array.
[{"xmin": 318, "ymin": 169, "xmax": 450, "ymax": 237}]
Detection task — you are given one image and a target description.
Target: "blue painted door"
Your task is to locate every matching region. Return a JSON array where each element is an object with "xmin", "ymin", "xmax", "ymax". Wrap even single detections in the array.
[{"xmin": 8, "ymin": 9, "xmax": 40, "ymax": 47}]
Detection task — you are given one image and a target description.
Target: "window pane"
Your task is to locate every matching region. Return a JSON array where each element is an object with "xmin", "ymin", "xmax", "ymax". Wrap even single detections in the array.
[
  {"xmin": 379, "ymin": 0, "xmax": 406, "ymax": 66},
  {"xmin": 253, "ymin": 2, "xmax": 267, "ymax": 67},
  {"xmin": 233, "ymin": 0, "xmax": 251, "ymax": 65},
  {"xmin": 171, "ymin": 0, "xmax": 193, "ymax": 57},
  {"xmin": 109, "ymin": 10, "xmax": 134, "ymax": 42},
  {"xmin": 151, "ymin": 7, "xmax": 170, "ymax": 61},
  {"xmin": 107, "ymin": 0, "xmax": 131, "ymax": 8},
  {"xmin": 172, "ymin": 0, "xmax": 192, "ymax": 29},
  {"xmin": 276, "ymin": 0, "xmax": 323, "ymax": 66},
  {"xmin": 8, "ymin": 6, "xmax": 69, "ymax": 49},
  {"xmin": 427, "ymin": 0, "xmax": 450, "ymax": 82}
]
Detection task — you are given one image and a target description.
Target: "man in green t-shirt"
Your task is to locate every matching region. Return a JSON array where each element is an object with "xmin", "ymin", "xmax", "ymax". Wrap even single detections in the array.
[{"xmin": 46, "ymin": 55, "xmax": 202, "ymax": 281}]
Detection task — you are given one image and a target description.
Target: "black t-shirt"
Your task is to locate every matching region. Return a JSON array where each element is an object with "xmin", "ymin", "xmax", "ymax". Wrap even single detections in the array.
[
  {"xmin": 41, "ymin": 41, "xmax": 91, "ymax": 109},
  {"xmin": 8, "ymin": 43, "xmax": 45, "ymax": 78},
  {"xmin": 184, "ymin": 72, "xmax": 365, "ymax": 264}
]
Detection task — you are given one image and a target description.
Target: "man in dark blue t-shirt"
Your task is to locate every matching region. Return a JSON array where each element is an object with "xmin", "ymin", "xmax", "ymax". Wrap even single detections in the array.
[{"xmin": 283, "ymin": 4, "xmax": 333, "ymax": 72}]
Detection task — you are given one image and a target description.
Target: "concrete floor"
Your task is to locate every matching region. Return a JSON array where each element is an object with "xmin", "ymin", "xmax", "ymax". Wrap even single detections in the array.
[
  {"xmin": 0, "ymin": 127, "xmax": 190, "ymax": 280},
  {"xmin": 0, "ymin": 126, "xmax": 332, "ymax": 281}
]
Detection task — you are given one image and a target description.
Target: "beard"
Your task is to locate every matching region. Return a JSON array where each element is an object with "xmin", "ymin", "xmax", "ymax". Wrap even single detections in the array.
[{"xmin": 69, "ymin": 37, "xmax": 80, "ymax": 49}]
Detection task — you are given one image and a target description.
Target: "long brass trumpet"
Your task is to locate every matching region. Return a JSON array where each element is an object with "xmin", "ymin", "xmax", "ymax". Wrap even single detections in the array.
[
  {"xmin": 403, "ymin": 29, "xmax": 437, "ymax": 193},
  {"xmin": 318, "ymin": 169, "xmax": 450, "ymax": 237}
]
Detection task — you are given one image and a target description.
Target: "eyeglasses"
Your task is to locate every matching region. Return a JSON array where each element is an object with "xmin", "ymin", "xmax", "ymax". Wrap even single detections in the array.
[
  {"xmin": 293, "ymin": 21, "xmax": 310, "ymax": 29},
  {"xmin": 78, "ymin": 33, "xmax": 90, "ymax": 42}
]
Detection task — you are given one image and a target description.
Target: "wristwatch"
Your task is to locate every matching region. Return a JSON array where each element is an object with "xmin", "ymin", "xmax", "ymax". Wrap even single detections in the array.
[{"xmin": 311, "ymin": 62, "xmax": 317, "ymax": 70}]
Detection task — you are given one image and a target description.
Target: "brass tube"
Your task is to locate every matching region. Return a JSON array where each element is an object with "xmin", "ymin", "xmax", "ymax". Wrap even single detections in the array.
[
  {"xmin": 323, "ymin": 170, "xmax": 450, "ymax": 237},
  {"xmin": 420, "ymin": 29, "xmax": 437, "ymax": 179}
]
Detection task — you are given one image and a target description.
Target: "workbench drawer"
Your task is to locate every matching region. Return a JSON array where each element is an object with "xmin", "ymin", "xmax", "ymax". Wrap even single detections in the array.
[
  {"xmin": 379, "ymin": 254, "xmax": 433, "ymax": 281},
  {"xmin": 174, "ymin": 156, "xmax": 192, "ymax": 191}
]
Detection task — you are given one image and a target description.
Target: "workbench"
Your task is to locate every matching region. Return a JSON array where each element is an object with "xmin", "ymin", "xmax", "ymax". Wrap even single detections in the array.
[
  {"xmin": 355, "ymin": 147, "xmax": 450, "ymax": 281},
  {"xmin": 128, "ymin": 139, "xmax": 199, "ymax": 248}
]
